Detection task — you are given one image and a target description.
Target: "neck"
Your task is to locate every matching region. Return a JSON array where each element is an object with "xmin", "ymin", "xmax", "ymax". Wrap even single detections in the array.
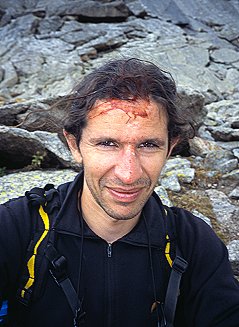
[{"xmin": 80, "ymin": 193, "xmax": 140, "ymax": 244}]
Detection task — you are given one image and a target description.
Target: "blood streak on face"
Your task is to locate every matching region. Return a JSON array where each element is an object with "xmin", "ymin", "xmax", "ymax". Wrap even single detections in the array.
[{"xmin": 88, "ymin": 98, "xmax": 150, "ymax": 122}]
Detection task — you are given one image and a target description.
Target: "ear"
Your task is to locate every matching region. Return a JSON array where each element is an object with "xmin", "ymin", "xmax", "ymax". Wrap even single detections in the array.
[
  {"xmin": 63, "ymin": 129, "xmax": 82, "ymax": 164},
  {"xmin": 167, "ymin": 137, "xmax": 179, "ymax": 159}
]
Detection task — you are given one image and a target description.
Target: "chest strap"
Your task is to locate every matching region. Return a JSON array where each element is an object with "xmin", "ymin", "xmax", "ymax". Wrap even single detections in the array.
[
  {"xmin": 162, "ymin": 256, "xmax": 188, "ymax": 327},
  {"xmin": 45, "ymin": 245, "xmax": 86, "ymax": 326}
]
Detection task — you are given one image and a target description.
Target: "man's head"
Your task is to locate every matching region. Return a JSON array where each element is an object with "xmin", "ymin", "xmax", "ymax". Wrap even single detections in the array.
[
  {"xmin": 63, "ymin": 58, "xmax": 193, "ymax": 221},
  {"xmin": 63, "ymin": 58, "xmax": 193, "ymax": 149}
]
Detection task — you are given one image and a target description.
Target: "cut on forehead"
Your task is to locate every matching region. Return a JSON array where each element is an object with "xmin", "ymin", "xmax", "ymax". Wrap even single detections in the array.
[{"xmin": 88, "ymin": 98, "xmax": 166, "ymax": 123}]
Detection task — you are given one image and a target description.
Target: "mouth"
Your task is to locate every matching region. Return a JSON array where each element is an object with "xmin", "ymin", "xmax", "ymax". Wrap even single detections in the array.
[{"xmin": 106, "ymin": 187, "xmax": 143, "ymax": 203}]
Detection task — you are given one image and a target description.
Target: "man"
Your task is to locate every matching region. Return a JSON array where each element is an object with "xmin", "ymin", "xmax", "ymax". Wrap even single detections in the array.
[{"xmin": 0, "ymin": 58, "xmax": 239, "ymax": 327}]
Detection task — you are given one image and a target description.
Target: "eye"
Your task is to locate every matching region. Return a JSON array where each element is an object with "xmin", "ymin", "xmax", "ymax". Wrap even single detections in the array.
[
  {"xmin": 97, "ymin": 140, "xmax": 117, "ymax": 147},
  {"xmin": 139, "ymin": 142, "xmax": 159, "ymax": 149}
]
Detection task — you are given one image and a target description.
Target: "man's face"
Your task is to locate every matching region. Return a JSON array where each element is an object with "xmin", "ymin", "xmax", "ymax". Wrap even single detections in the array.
[{"xmin": 66, "ymin": 98, "xmax": 175, "ymax": 221}]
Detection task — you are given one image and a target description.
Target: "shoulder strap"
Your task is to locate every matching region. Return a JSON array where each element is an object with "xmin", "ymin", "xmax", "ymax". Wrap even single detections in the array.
[
  {"xmin": 45, "ymin": 245, "xmax": 85, "ymax": 326},
  {"xmin": 16, "ymin": 184, "xmax": 60, "ymax": 305},
  {"xmin": 161, "ymin": 206, "xmax": 188, "ymax": 327},
  {"xmin": 16, "ymin": 184, "xmax": 85, "ymax": 326},
  {"xmin": 163, "ymin": 256, "xmax": 188, "ymax": 327}
]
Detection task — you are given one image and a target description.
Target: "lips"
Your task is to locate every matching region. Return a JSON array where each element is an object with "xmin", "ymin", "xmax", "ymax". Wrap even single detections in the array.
[{"xmin": 107, "ymin": 187, "xmax": 143, "ymax": 202}]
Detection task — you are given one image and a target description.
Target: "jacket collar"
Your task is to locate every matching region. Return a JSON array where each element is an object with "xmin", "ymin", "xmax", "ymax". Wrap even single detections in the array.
[{"xmin": 55, "ymin": 171, "xmax": 166, "ymax": 248}]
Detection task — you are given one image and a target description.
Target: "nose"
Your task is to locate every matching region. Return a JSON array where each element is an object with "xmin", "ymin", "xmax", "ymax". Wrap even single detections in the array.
[{"xmin": 114, "ymin": 146, "xmax": 143, "ymax": 184}]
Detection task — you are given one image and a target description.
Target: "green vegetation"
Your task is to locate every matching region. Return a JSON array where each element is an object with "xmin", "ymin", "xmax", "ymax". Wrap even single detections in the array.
[
  {"xmin": 31, "ymin": 151, "xmax": 46, "ymax": 169},
  {"xmin": 0, "ymin": 167, "xmax": 6, "ymax": 177}
]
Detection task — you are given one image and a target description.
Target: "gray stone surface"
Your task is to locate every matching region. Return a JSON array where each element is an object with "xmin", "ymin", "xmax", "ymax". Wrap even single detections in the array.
[
  {"xmin": 227, "ymin": 240, "xmax": 239, "ymax": 276},
  {"xmin": 203, "ymin": 149, "xmax": 238, "ymax": 173},
  {"xmin": 206, "ymin": 189, "xmax": 239, "ymax": 239},
  {"xmin": 0, "ymin": 125, "xmax": 77, "ymax": 168},
  {"xmin": 189, "ymin": 136, "xmax": 223, "ymax": 157},
  {"xmin": 159, "ymin": 158, "xmax": 195, "ymax": 192},
  {"xmin": 154, "ymin": 185, "xmax": 173, "ymax": 207},
  {"xmin": 222, "ymin": 169, "xmax": 239, "ymax": 185},
  {"xmin": 229, "ymin": 187, "xmax": 239, "ymax": 200},
  {"xmin": 227, "ymin": 240, "xmax": 239, "ymax": 262},
  {"xmin": 0, "ymin": 169, "xmax": 78, "ymax": 204}
]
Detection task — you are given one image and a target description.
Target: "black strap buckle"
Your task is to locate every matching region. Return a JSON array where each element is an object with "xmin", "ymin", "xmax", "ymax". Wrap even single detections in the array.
[
  {"xmin": 172, "ymin": 256, "xmax": 188, "ymax": 274},
  {"xmin": 51, "ymin": 255, "xmax": 67, "ymax": 281},
  {"xmin": 46, "ymin": 245, "xmax": 68, "ymax": 283}
]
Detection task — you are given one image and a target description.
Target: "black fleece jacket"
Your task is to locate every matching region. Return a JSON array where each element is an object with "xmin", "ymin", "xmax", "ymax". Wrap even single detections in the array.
[{"xmin": 0, "ymin": 172, "xmax": 239, "ymax": 327}]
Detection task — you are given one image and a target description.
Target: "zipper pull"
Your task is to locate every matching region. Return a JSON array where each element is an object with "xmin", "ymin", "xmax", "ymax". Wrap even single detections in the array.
[{"xmin": 107, "ymin": 243, "xmax": 112, "ymax": 258}]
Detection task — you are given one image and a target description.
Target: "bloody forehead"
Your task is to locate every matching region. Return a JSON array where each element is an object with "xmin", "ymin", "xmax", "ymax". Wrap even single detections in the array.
[{"xmin": 88, "ymin": 98, "xmax": 151, "ymax": 120}]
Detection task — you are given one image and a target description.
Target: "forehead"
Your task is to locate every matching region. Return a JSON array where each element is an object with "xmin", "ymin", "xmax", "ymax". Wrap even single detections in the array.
[
  {"xmin": 88, "ymin": 98, "xmax": 167, "ymax": 123},
  {"xmin": 82, "ymin": 98, "xmax": 168, "ymax": 141}
]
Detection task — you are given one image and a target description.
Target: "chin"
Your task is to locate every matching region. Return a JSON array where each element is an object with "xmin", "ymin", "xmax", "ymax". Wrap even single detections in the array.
[{"xmin": 105, "ymin": 207, "xmax": 142, "ymax": 221}]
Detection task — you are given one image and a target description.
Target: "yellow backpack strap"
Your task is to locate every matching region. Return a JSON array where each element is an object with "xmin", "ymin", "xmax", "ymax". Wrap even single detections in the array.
[
  {"xmin": 163, "ymin": 208, "xmax": 174, "ymax": 268},
  {"xmin": 165, "ymin": 234, "xmax": 173, "ymax": 268},
  {"xmin": 16, "ymin": 185, "xmax": 59, "ymax": 306},
  {"xmin": 20, "ymin": 205, "xmax": 50, "ymax": 300}
]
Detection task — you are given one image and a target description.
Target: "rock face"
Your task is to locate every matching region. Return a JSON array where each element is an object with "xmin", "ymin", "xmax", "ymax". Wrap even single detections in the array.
[
  {"xmin": 0, "ymin": 125, "xmax": 77, "ymax": 168},
  {"xmin": 0, "ymin": 0, "xmax": 238, "ymax": 273}
]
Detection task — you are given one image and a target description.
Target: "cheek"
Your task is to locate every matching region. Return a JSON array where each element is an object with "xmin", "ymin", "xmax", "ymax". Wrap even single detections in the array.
[
  {"xmin": 82, "ymin": 154, "xmax": 108, "ymax": 173},
  {"xmin": 142, "ymin": 156, "xmax": 166, "ymax": 175},
  {"xmin": 82, "ymin": 147, "xmax": 118, "ymax": 166}
]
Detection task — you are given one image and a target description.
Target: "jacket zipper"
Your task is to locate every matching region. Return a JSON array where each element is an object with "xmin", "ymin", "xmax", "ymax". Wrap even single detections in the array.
[
  {"xmin": 107, "ymin": 243, "xmax": 112, "ymax": 258},
  {"xmin": 106, "ymin": 243, "xmax": 113, "ymax": 326}
]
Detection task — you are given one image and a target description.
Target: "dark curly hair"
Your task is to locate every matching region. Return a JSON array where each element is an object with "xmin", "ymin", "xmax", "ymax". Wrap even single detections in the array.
[{"xmin": 63, "ymin": 58, "xmax": 194, "ymax": 152}]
